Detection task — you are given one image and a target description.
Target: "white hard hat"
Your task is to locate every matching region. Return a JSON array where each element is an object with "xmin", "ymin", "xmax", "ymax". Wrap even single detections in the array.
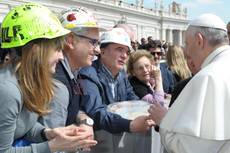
[
  {"xmin": 59, "ymin": 7, "xmax": 104, "ymax": 31},
  {"xmin": 100, "ymin": 28, "xmax": 132, "ymax": 51},
  {"xmin": 189, "ymin": 13, "xmax": 227, "ymax": 31}
]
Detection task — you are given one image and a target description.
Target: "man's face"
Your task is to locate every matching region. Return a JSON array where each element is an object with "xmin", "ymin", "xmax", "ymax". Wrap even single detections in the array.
[
  {"xmin": 149, "ymin": 47, "xmax": 162, "ymax": 63},
  {"xmin": 131, "ymin": 41, "xmax": 138, "ymax": 51},
  {"xmin": 141, "ymin": 38, "xmax": 147, "ymax": 45},
  {"xmin": 183, "ymin": 47, "xmax": 198, "ymax": 75},
  {"xmin": 101, "ymin": 43, "xmax": 130, "ymax": 75},
  {"xmin": 68, "ymin": 28, "xmax": 99, "ymax": 69},
  {"xmin": 184, "ymin": 28, "xmax": 203, "ymax": 72}
]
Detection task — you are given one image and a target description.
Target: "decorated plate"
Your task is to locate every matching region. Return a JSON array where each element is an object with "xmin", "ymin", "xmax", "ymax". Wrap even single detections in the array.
[{"xmin": 107, "ymin": 100, "xmax": 150, "ymax": 120}]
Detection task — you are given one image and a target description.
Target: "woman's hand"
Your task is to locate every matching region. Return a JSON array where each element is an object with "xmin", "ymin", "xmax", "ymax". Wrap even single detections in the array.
[
  {"xmin": 78, "ymin": 124, "xmax": 94, "ymax": 151},
  {"xmin": 150, "ymin": 65, "xmax": 164, "ymax": 92},
  {"xmin": 46, "ymin": 125, "xmax": 97, "ymax": 152},
  {"xmin": 150, "ymin": 65, "xmax": 162, "ymax": 81}
]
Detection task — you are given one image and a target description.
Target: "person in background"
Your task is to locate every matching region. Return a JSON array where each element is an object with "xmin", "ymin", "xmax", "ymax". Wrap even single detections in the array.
[
  {"xmin": 168, "ymin": 47, "xmax": 199, "ymax": 107},
  {"xmin": 79, "ymin": 28, "xmax": 153, "ymax": 153},
  {"xmin": 149, "ymin": 13, "xmax": 230, "ymax": 153},
  {"xmin": 127, "ymin": 50, "xmax": 164, "ymax": 104},
  {"xmin": 166, "ymin": 45, "xmax": 191, "ymax": 83},
  {"xmin": 162, "ymin": 41, "xmax": 169, "ymax": 53},
  {"xmin": 0, "ymin": 45, "xmax": 10, "ymax": 66},
  {"xmin": 227, "ymin": 21, "xmax": 230, "ymax": 43},
  {"xmin": 0, "ymin": 3, "xmax": 97, "ymax": 153},
  {"xmin": 146, "ymin": 40, "xmax": 175, "ymax": 94},
  {"xmin": 139, "ymin": 37, "xmax": 148, "ymax": 49},
  {"xmin": 131, "ymin": 40, "xmax": 139, "ymax": 51},
  {"xmin": 147, "ymin": 36, "xmax": 154, "ymax": 44}
]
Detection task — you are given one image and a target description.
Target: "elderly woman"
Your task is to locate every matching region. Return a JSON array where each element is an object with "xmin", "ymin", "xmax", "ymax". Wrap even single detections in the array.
[{"xmin": 127, "ymin": 50, "xmax": 165, "ymax": 104}]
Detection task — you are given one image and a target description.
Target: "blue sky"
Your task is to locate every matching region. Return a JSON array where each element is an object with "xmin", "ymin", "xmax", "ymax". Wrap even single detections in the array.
[{"xmin": 125, "ymin": 0, "xmax": 229, "ymax": 23}]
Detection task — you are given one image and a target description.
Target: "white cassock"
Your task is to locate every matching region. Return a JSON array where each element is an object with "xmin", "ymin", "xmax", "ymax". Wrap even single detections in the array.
[{"xmin": 159, "ymin": 45, "xmax": 230, "ymax": 153}]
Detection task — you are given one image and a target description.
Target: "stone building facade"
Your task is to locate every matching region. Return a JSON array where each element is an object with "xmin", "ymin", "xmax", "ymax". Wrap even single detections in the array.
[{"xmin": 0, "ymin": 0, "xmax": 188, "ymax": 45}]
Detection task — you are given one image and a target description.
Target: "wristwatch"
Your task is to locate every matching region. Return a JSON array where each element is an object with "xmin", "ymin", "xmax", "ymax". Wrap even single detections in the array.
[{"xmin": 79, "ymin": 118, "xmax": 94, "ymax": 126}]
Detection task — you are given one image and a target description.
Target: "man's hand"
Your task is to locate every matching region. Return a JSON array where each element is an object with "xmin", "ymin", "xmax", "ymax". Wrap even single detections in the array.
[
  {"xmin": 148, "ymin": 102, "xmax": 168, "ymax": 125},
  {"xmin": 129, "ymin": 115, "xmax": 155, "ymax": 133}
]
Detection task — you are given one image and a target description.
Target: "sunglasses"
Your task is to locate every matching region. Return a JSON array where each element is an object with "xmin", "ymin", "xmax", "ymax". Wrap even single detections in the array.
[
  {"xmin": 151, "ymin": 52, "xmax": 163, "ymax": 56},
  {"xmin": 77, "ymin": 35, "xmax": 100, "ymax": 47}
]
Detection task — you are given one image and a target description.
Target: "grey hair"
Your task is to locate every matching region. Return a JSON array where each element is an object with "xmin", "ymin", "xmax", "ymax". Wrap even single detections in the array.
[{"xmin": 187, "ymin": 26, "xmax": 229, "ymax": 47}]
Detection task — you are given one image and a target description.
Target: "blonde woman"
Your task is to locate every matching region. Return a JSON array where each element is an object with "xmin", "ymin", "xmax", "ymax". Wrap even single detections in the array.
[
  {"xmin": 0, "ymin": 3, "xmax": 97, "ymax": 153},
  {"xmin": 166, "ymin": 45, "xmax": 191, "ymax": 82},
  {"xmin": 127, "ymin": 50, "xmax": 164, "ymax": 104}
]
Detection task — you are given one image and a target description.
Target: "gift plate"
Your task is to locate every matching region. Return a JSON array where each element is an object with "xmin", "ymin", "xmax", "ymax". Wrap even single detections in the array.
[{"xmin": 107, "ymin": 100, "xmax": 150, "ymax": 120}]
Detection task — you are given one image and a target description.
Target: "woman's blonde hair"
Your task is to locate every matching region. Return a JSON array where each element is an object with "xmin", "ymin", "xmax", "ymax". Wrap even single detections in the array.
[
  {"xmin": 16, "ymin": 37, "xmax": 65, "ymax": 116},
  {"xmin": 127, "ymin": 49, "xmax": 154, "ymax": 75},
  {"xmin": 166, "ymin": 45, "xmax": 191, "ymax": 80}
]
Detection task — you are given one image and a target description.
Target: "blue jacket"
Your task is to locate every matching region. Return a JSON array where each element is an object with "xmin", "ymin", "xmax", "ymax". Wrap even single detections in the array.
[
  {"xmin": 79, "ymin": 59, "xmax": 139, "ymax": 133},
  {"xmin": 160, "ymin": 62, "xmax": 175, "ymax": 94}
]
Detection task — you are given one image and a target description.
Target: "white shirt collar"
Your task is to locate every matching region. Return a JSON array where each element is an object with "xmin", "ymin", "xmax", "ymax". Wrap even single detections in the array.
[{"xmin": 201, "ymin": 45, "xmax": 230, "ymax": 69}]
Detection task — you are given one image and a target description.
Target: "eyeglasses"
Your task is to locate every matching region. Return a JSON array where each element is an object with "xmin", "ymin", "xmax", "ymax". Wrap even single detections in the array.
[
  {"xmin": 151, "ymin": 52, "xmax": 163, "ymax": 56},
  {"xmin": 77, "ymin": 35, "xmax": 100, "ymax": 48}
]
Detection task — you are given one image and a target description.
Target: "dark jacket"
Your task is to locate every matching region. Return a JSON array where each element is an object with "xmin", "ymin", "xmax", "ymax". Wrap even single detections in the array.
[
  {"xmin": 160, "ymin": 62, "xmax": 176, "ymax": 94},
  {"xmin": 54, "ymin": 62, "xmax": 81, "ymax": 126},
  {"xmin": 169, "ymin": 77, "xmax": 192, "ymax": 107},
  {"xmin": 128, "ymin": 76, "xmax": 153, "ymax": 99}
]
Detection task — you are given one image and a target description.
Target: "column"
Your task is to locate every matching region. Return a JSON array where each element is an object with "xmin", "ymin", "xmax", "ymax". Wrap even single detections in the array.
[
  {"xmin": 161, "ymin": 28, "xmax": 166, "ymax": 41},
  {"xmin": 137, "ymin": 25, "xmax": 142, "ymax": 41},
  {"xmin": 179, "ymin": 30, "xmax": 183, "ymax": 46},
  {"xmin": 156, "ymin": 28, "xmax": 160, "ymax": 40},
  {"xmin": 168, "ymin": 29, "xmax": 173, "ymax": 44},
  {"xmin": 166, "ymin": 29, "xmax": 169, "ymax": 42}
]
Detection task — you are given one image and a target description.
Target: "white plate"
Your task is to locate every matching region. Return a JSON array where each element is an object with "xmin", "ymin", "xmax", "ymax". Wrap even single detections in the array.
[{"xmin": 107, "ymin": 100, "xmax": 150, "ymax": 120}]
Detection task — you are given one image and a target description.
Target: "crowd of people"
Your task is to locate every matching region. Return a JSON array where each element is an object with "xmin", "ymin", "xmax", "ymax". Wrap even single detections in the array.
[{"xmin": 1, "ymin": 2, "xmax": 230, "ymax": 153}]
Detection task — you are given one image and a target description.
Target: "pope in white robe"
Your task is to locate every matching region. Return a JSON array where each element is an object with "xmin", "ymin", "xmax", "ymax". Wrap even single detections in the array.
[{"xmin": 149, "ymin": 13, "xmax": 230, "ymax": 153}]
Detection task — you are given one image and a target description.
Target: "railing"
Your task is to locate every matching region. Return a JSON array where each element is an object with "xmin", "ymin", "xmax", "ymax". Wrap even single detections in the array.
[{"xmin": 86, "ymin": 0, "xmax": 187, "ymax": 19}]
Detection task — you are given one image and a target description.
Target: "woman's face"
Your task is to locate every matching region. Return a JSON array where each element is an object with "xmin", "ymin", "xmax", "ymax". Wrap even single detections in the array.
[
  {"xmin": 48, "ymin": 48, "xmax": 63, "ymax": 74},
  {"xmin": 132, "ymin": 56, "xmax": 152, "ymax": 83}
]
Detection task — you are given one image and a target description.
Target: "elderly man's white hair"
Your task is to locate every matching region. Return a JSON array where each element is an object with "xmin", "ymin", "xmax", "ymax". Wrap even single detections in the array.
[{"xmin": 187, "ymin": 13, "xmax": 229, "ymax": 46}]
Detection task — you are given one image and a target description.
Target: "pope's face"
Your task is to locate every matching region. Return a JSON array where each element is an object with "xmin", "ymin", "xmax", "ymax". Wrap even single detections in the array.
[{"xmin": 184, "ymin": 28, "xmax": 203, "ymax": 72}]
